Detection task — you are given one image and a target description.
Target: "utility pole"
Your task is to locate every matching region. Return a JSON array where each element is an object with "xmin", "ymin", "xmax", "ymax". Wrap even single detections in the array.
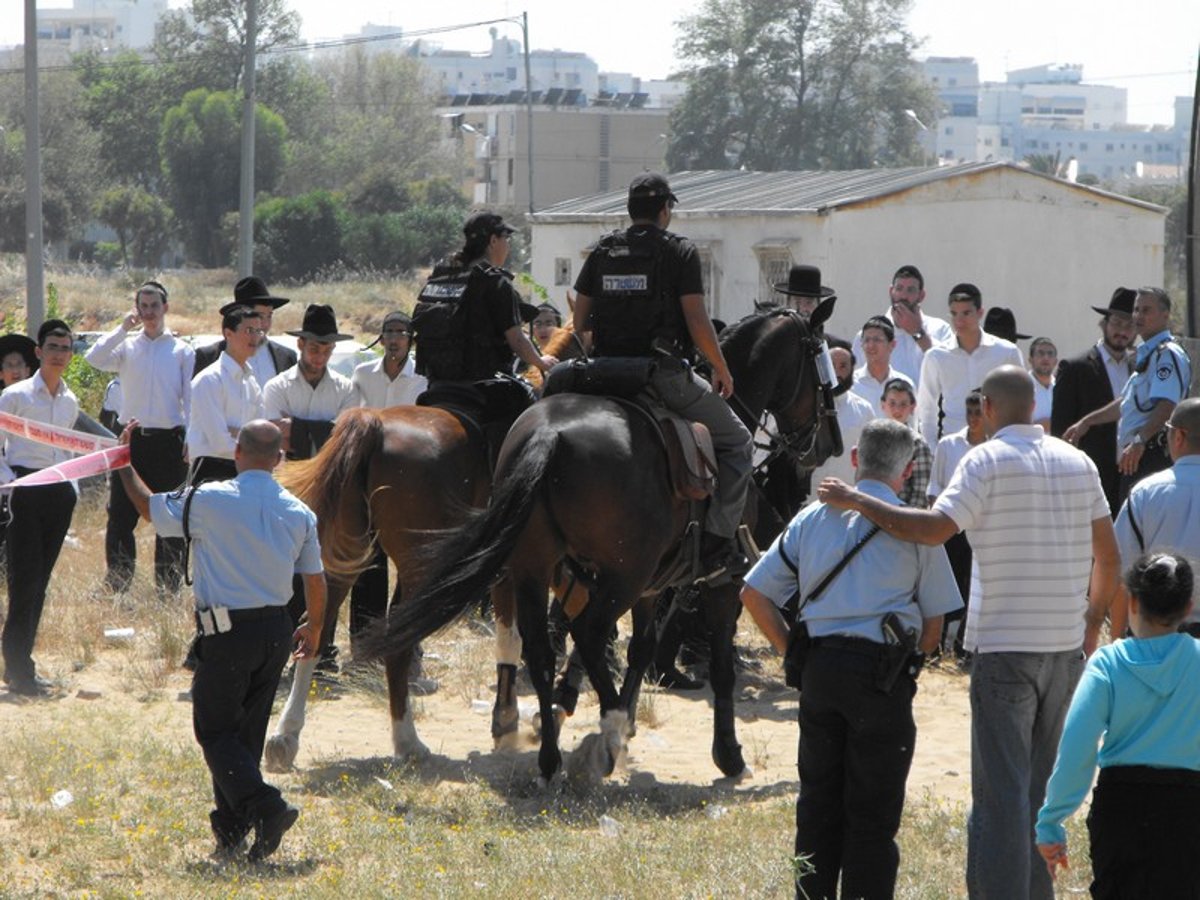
[
  {"xmin": 24, "ymin": 0, "xmax": 44, "ymax": 336},
  {"xmin": 237, "ymin": 0, "xmax": 259, "ymax": 277},
  {"xmin": 1186, "ymin": 47, "xmax": 1199, "ymax": 337},
  {"xmin": 521, "ymin": 12, "xmax": 534, "ymax": 214}
]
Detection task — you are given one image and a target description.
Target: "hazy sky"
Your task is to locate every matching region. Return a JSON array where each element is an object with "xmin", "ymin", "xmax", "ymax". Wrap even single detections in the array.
[{"xmin": 11, "ymin": 1, "xmax": 1199, "ymax": 125}]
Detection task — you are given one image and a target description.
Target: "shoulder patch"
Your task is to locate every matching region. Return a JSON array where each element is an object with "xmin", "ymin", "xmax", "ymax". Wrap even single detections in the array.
[{"xmin": 1157, "ymin": 365, "xmax": 1174, "ymax": 381}]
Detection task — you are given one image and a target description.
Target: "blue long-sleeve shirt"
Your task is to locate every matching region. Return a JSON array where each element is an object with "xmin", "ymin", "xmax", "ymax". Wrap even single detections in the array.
[{"xmin": 1036, "ymin": 633, "xmax": 1200, "ymax": 844}]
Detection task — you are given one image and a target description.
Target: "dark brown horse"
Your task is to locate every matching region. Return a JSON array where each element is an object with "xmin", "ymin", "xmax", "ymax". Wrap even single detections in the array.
[
  {"xmin": 263, "ymin": 327, "xmax": 586, "ymax": 770},
  {"xmin": 366, "ymin": 299, "xmax": 838, "ymax": 784}
]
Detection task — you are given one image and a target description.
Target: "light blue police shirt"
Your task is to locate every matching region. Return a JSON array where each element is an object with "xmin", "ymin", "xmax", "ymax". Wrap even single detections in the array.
[
  {"xmin": 149, "ymin": 469, "xmax": 323, "ymax": 611},
  {"xmin": 1118, "ymin": 330, "xmax": 1191, "ymax": 447},
  {"xmin": 744, "ymin": 479, "xmax": 961, "ymax": 642}
]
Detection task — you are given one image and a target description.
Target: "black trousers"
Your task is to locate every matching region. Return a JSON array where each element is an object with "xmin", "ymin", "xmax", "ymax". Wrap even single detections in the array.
[
  {"xmin": 3, "ymin": 478, "xmax": 76, "ymax": 685},
  {"xmin": 1087, "ymin": 767, "xmax": 1200, "ymax": 899},
  {"xmin": 190, "ymin": 455, "xmax": 238, "ymax": 485},
  {"xmin": 105, "ymin": 427, "xmax": 187, "ymax": 592},
  {"xmin": 795, "ymin": 642, "xmax": 916, "ymax": 900},
  {"xmin": 192, "ymin": 606, "xmax": 293, "ymax": 841}
]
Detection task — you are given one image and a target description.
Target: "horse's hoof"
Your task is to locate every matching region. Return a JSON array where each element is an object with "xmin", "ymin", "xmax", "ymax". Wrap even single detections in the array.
[
  {"xmin": 712, "ymin": 740, "xmax": 747, "ymax": 779},
  {"xmin": 530, "ymin": 704, "xmax": 567, "ymax": 736},
  {"xmin": 493, "ymin": 726, "xmax": 521, "ymax": 752},
  {"xmin": 713, "ymin": 763, "xmax": 753, "ymax": 787},
  {"xmin": 264, "ymin": 733, "xmax": 298, "ymax": 773}
]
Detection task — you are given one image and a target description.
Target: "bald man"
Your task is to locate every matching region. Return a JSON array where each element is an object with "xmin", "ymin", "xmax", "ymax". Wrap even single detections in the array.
[
  {"xmin": 1113, "ymin": 398, "xmax": 1200, "ymax": 637},
  {"xmin": 818, "ymin": 365, "xmax": 1120, "ymax": 900}
]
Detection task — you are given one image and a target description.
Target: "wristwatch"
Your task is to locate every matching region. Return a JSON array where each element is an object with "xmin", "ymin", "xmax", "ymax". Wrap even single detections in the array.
[
  {"xmin": 1130, "ymin": 433, "xmax": 1145, "ymax": 446},
  {"xmin": 912, "ymin": 328, "xmax": 926, "ymax": 341}
]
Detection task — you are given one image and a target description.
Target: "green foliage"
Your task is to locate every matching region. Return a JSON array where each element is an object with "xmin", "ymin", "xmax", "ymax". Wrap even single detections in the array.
[
  {"xmin": 94, "ymin": 242, "xmax": 124, "ymax": 271},
  {"xmin": 64, "ymin": 355, "xmax": 112, "ymax": 418},
  {"xmin": 1122, "ymin": 182, "xmax": 1188, "ymax": 293},
  {"xmin": 94, "ymin": 186, "xmax": 174, "ymax": 269},
  {"xmin": 75, "ymin": 51, "xmax": 169, "ymax": 189},
  {"xmin": 160, "ymin": 89, "xmax": 287, "ymax": 266},
  {"xmin": 667, "ymin": 0, "xmax": 936, "ymax": 171},
  {"xmin": 341, "ymin": 205, "xmax": 463, "ymax": 274},
  {"xmin": 254, "ymin": 190, "xmax": 346, "ymax": 282}
]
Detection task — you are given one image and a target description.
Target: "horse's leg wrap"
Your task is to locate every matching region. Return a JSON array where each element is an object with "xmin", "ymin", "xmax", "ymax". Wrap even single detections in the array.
[
  {"xmin": 264, "ymin": 656, "xmax": 316, "ymax": 772},
  {"xmin": 492, "ymin": 662, "xmax": 520, "ymax": 749}
]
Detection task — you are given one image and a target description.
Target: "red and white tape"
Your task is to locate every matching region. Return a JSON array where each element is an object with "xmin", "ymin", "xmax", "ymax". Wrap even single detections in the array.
[{"xmin": 0, "ymin": 412, "xmax": 129, "ymax": 490}]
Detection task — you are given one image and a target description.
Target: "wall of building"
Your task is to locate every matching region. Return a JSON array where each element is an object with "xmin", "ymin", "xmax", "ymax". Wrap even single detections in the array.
[{"xmin": 531, "ymin": 170, "xmax": 1164, "ymax": 360}]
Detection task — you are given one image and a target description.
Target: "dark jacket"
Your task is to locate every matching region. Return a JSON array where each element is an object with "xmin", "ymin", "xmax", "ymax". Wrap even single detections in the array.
[
  {"xmin": 1052, "ymin": 344, "xmax": 1129, "ymax": 515},
  {"xmin": 192, "ymin": 339, "xmax": 297, "ymax": 379}
]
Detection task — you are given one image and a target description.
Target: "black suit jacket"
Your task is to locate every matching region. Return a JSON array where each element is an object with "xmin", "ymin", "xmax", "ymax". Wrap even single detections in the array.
[
  {"xmin": 192, "ymin": 339, "xmax": 297, "ymax": 378},
  {"xmin": 1051, "ymin": 345, "xmax": 1128, "ymax": 515}
]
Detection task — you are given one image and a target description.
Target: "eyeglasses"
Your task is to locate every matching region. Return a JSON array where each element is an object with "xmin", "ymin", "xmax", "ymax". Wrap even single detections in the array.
[
  {"xmin": 41, "ymin": 343, "xmax": 73, "ymax": 354},
  {"xmin": 381, "ymin": 329, "xmax": 411, "ymax": 337},
  {"xmin": 238, "ymin": 327, "xmax": 265, "ymax": 337}
]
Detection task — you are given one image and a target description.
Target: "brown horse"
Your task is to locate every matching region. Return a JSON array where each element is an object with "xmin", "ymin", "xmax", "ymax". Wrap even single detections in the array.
[
  {"xmin": 366, "ymin": 299, "xmax": 839, "ymax": 784},
  {"xmin": 264, "ymin": 329, "xmax": 588, "ymax": 770}
]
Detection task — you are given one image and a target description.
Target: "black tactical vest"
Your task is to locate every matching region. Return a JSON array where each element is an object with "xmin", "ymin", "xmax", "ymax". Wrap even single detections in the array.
[
  {"xmin": 588, "ymin": 228, "xmax": 691, "ymax": 359},
  {"xmin": 412, "ymin": 261, "xmax": 511, "ymax": 380}
]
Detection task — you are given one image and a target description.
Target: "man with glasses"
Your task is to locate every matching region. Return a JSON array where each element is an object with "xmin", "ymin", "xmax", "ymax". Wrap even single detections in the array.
[
  {"xmin": 187, "ymin": 306, "xmax": 267, "ymax": 484},
  {"xmin": 0, "ymin": 320, "xmax": 79, "ymax": 697},
  {"xmin": 86, "ymin": 281, "xmax": 194, "ymax": 594},
  {"xmin": 1113, "ymin": 398, "xmax": 1200, "ymax": 637},
  {"xmin": 193, "ymin": 277, "xmax": 296, "ymax": 383}
]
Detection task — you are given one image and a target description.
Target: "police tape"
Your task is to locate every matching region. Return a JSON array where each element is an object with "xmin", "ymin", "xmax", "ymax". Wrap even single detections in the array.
[
  {"xmin": 0, "ymin": 411, "xmax": 129, "ymax": 490},
  {"xmin": 3, "ymin": 444, "xmax": 131, "ymax": 490},
  {"xmin": 0, "ymin": 410, "xmax": 118, "ymax": 453}
]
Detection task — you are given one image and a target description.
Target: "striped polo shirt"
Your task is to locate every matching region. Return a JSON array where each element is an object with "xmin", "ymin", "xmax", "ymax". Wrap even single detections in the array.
[{"xmin": 934, "ymin": 424, "xmax": 1109, "ymax": 653}]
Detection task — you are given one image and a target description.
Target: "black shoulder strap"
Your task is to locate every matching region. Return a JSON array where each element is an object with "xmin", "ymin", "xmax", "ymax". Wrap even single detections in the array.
[
  {"xmin": 785, "ymin": 522, "xmax": 882, "ymax": 613},
  {"xmin": 1126, "ymin": 493, "xmax": 1145, "ymax": 552},
  {"xmin": 180, "ymin": 482, "xmax": 202, "ymax": 587}
]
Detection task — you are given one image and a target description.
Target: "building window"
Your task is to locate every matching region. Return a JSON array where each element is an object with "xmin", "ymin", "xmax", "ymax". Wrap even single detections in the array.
[
  {"xmin": 554, "ymin": 258, "xmax": 571, "ymax": 287},
  {"xmin": 507, "ymin": 67, "xmax": 517, "ymax": 81},
  {"xmin": 1080, "ymin": 142, "xmax": 1088, "ymax": 151},
  {"xmin": 944, "ymin": 126, "xmax": 954, "ymax": 136},
  {"xmin": 754, "ymin": 249, "xmax": 793, "ymax": 309},
  {"xmin": 507, "ymin": 158, "xmax": 514, "ymax": 186},
  {"xmin": 983, "ymin": 138, "xmax": 993, "ymax": 147},
  {"xmin": 1106, "ymin": 144, "xmax": 1114, "ymax": 152}
]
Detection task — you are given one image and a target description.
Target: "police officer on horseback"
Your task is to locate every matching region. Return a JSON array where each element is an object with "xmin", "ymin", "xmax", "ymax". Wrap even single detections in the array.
[{"xmin": 572, "ymin": 172, "xmax": 753, "ymax": 576}]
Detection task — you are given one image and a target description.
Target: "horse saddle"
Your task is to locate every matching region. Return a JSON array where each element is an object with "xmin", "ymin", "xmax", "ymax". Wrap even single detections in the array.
[
  {"xmin": 644, "ymin": 406, "xmax": 717, "ymax": 502},
  {"xmin": 415, "ymin": 376, "xmax": 536, "ymax": 471}
]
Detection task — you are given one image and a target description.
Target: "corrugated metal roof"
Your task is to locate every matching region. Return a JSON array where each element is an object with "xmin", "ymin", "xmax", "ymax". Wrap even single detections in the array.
[{"xmin": 531, "ymin": 162, "xmax": 1166, "ymax": 220}]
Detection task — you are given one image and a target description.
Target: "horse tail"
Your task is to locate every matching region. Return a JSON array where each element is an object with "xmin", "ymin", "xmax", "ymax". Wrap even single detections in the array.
[
  {"xmin": 278, "ymin": 408, "xmax": 383, "ymax": 580},
  {"xmin": 364, "ymin": 425, "xmax": 559, "ymax": 661}
]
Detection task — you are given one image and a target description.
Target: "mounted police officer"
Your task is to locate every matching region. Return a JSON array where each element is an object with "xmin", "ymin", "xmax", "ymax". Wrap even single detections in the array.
[
  {"xmin": 411, "ymin": 212, "xmax": 555, "ymax": 457},
  {"xmin": 572, "ymin": 172, "xmax": 753, "ymax": 576}
]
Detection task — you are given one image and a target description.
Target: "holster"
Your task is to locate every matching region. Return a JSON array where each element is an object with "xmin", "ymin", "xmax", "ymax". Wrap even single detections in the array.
[{"xmin": 783, "ymin": 620, "xmax": 811, "ymax": 690}]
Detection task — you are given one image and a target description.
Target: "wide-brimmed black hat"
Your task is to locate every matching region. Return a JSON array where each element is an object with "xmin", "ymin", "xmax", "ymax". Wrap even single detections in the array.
[
  {"xmin": 1092, "ymin": 286, "xmax": 1136, "ymax": 318},
  {"xmin": 774, "ymin": 264, "xmax": 835, "ymax": 299},
  {"xmin": 286, "ymin": 304, "xmax": 353, "ymax": 342},
  {"xmin": 518, "ymin": 301, "xmax": 540, "ymax": 324},
  {"xmin": 220, "ymin": 276, "xmax": 289, "ymax": 316},
  {"xmin": 983, "ymin": 307, "xmax": 1031, "ymax": 342},
  {"xmin": 0, "ymin": 333, "xmax": 38, "ymax": 374}
]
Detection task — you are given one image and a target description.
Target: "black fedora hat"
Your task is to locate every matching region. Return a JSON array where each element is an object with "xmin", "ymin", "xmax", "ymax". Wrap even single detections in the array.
[
  {"xmin": 286, "ymin": 304, "xmax": 353, "ymax": 342},
  {"xmin": 1092, "ymin": 286, "xmax": 1136, "ymax": 318},
  {"xmin": 221, "ymin": 276, "xmax": 289, "ymax": 316},
  {"xmin": 983, "ymin": 307, "xmax": 1031, "ymax": 342},
  {"xmin": 0, "ymin": 333, "xmax": 38, "ymax": 375},
  {"xmin": 774, "ymin": 264, "xmax": 835, "ymax": 299}
]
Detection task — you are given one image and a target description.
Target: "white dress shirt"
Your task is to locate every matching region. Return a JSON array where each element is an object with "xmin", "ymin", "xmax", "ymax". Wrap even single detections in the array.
[
  {"xmin": 918, "ymin": 331, "xmax": 1024, "ymax": 441},
  {"xmin": 0, "ymin": 371, "xmax": 80, "ymax": 470},
  {"xmin": 1097, "ymin": 339, "xmax": 1133, "ymax": 402},
  {"xmin": 262, "ymin": 365, "xmax": 357, "ymax": 421},
  {"xmin": 805, "ymin": 390, "xmax": 877, "ymax": 491},
  {"xmin": 1033, "ymin": 377, "xmax": 1054, "ymax": 424},
  {"xmin": 850, "ymin": 364, "xmax": 913, "ymax": 420},
  {"xmin": 851, "ymin": 310, "xmax": 954, "ymax": 389},
  {"xmin": 352, "ymin": 355, "xmax": 427, "ymax": 408},
  {"xmin": 85, "ymin": 326, "xmax": 194, "ymax": 428},
  {"xmin": 248, "ymin": 340, "xmax": 287, "ymax": 388},
  {"xmin": 187, "ymin": 352, "xmax": 264, "ymax": 460}
]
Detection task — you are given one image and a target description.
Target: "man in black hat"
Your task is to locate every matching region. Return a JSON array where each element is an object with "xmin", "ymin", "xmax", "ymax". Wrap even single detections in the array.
[
  {"xmin": 0, "ymin": 333, "xmax": 36, "ymax": 390},
  {"xmin": 982, "ymin": 307, "xmax": 1032, "ymax": 345},
  {"xmin": 0, "ymin": 320, "xmax": 79, "ymax": 696},
  {"xmin": 194, "ymin": 276, "xmax": 297, "ymax": 382},
  {"xmin": 1051, "ymin": 288, "xmax": 1136, "ymax": 515},
  {"xmin": 86, "ymin": 280, "xmax": 195, "ymax": 594},
  {"xmin": 769, "ymin": 264, "xmax": 835, "ymax": 316},
  {"xmin": 572, "ymin": 172, "xmax": 753, "ymax": 575}
]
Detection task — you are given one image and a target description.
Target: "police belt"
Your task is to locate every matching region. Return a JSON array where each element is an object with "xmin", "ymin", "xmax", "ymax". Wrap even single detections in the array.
[
  {"xmin": 809, "ymin": 634, "xmax": 887, "ymax": 657},
  {"xmin": 195, "ymin": 605, "xmax": 288, "ymax": 635},
  {"xmin": 1098, "ymin": 765, "xmax": 1200, "ymax": 788}
]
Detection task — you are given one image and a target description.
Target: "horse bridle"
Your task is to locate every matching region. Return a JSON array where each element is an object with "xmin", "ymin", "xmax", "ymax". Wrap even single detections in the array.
[{"xmin": 731, "ymin": 309, "xmax": 841, "ymax": 475}]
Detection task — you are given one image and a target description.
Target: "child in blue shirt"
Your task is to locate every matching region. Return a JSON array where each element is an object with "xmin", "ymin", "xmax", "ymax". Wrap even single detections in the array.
[{"xmin": 1037, "ymin": 552, "xmax": 1200, "ymax": 898}]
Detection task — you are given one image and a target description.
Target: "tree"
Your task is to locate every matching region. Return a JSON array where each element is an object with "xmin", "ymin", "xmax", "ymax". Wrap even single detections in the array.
[
  {"xmin": 160, "ymin": 89, "xmax": 287, "ymax": 266},
  {"xmin": 154, "ymin": 0, "xmax": 302, "ymax": 96},
  {"xmin": 666, "ymin": 0, "xmax": 936, "ymax": 171},
  {"xmin": 94, "ymin": 186, "xmax": 174, "ymax": 268},
  {"xmin": 254, "ymin": 190, "xmax": 344, "ymax": 282}
]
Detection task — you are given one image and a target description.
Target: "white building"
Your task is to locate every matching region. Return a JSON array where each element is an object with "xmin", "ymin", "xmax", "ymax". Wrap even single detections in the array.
[
  {"xmin": 35, "ymin": 0, "xmax": 166, "ymax": 54},
  {"xmin": 529, "ymin": 163, "xmax": 1166, "ymax": 357}
]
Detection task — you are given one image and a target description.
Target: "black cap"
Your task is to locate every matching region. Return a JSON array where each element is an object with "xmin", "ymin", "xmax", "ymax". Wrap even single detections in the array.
[
  {"xmin": 948, "ymin": 282, "xmax": 982, "ymax": 303},
  {"xmin": 982, "ymin": 307, "xmax": 1031, "ymax": 342},
  {"xmin": 381, "ymin": 311, "xmax": 412, "ymax": 331},
  {"xmin": 464, "ymin": 211, "xmax": 515, "ymax": 242},
  {"xmin": 1092, "ymin": 287, "xmax": 1136, "ymax": 318},
  {"xmin": 628, "ymin": 172, "xmax": 678, "ymax": 204}
]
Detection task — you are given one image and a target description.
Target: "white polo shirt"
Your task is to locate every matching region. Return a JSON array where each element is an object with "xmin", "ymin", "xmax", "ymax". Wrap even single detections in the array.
[{"xmin": 933, "ymin": 424, "xmax": 1109, "ymax": 653}]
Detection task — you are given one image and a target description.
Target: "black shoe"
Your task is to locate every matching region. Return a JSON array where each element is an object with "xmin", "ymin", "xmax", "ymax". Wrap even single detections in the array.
[
  {"xmin": 7, "ymin": 676, "xmax": 52, "ymax": 697},
  {"xmin": 699, "ymin": 533, "xmax": 749, "ymax": 581},
  {"xmin": 248, "ymin": 804, "xmax": 299, "ymax": 862},
  {"xmin": 315, "ymin": 644, "xmax": 339, "ymax": 676},
  {"xmin": 650, "ymin": 666, "xmax": 705, "ymax": 691}
]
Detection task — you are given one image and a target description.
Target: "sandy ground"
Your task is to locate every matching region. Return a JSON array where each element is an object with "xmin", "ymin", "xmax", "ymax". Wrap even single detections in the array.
[{"xmin": 0, "ymin": 630, "xmax": 974, "ymax": 805}]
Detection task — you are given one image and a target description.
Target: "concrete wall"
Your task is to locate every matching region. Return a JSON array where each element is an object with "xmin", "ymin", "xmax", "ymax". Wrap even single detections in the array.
[{"xmin": 531, "ymin": 169, "xmax": 1165, "ymax": 360}]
